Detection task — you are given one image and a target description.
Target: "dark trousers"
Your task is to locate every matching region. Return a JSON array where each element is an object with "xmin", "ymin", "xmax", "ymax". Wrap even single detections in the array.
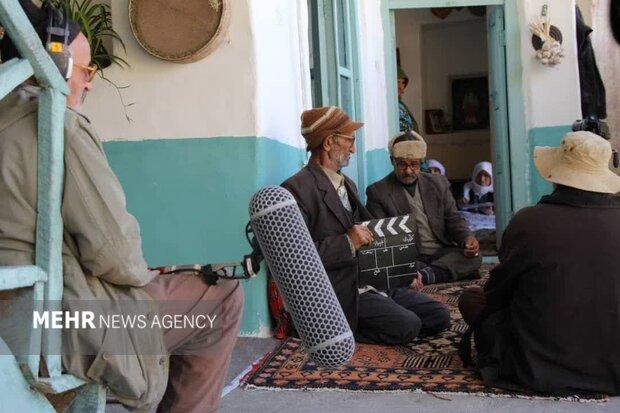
[
  {"xmin": 355, "ymin": 287, "xmax": 451, "ymax": 345},
  {"xmin": 420, "ymin": 246, "xmax": 482, "ymax": 283}
]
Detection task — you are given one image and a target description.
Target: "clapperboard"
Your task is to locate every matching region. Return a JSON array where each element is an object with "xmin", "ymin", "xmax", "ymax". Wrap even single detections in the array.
[{"xmin": 357, "ymin": 215, "xmax": 418, "ymax": 291}]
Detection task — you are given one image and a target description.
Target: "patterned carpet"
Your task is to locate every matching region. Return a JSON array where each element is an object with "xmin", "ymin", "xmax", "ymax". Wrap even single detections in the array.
[{"xmin": 243, "ymin": 265, "xmax": 606, "ymax": 401}]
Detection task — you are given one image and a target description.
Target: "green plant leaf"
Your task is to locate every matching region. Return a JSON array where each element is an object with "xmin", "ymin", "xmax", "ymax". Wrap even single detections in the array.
[{"xmin": 55, "ymin": 0, "xmax": 129, "ymax": 70}]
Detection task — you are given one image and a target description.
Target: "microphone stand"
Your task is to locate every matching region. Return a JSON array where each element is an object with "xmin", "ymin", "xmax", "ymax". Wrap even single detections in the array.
[{"xmin": 150, "ymin": 223, "xmax": 264, "ymax": 286}]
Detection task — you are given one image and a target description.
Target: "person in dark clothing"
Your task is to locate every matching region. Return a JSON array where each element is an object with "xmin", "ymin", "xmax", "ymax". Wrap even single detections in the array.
[
  {"xmin": 576, "ymin": 6, "xmax": 606, "ymax": 120},
  {"xmin": 366, "ymin": 131, "xmax": 482, "ymax": 286},
  {"xmin": 458, "ymin": 131, "xmax": 620, "ymax": 396},
  {"xmin": 612, "ymin": 0, "xmax": 620, "ymax": 43},
  {"xmin": 282, "ymin": 107, "xmax": 449, "ymax": 346}
]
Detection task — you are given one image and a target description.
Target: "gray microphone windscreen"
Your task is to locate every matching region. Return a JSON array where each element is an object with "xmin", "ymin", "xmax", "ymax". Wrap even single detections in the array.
[{"xmin": 249, "ymin": 186, "xmax": 355, "ymax": 368}]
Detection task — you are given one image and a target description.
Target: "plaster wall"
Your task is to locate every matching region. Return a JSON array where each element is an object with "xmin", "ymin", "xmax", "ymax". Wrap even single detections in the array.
[
  {"xmin": 357, "ymin": 0, "xmax": 390, "ymax": 154},
  {"xmin": 250, "ymin": 0, "xmax": 311, "ymax": 149},
  {"xmin": 83, "ymin": 0, "xmax": 258, "ymax": 141},
  {"xmin": 395, "ymin": 9, "xmax": 485, "ymax": 128},
  {"xmin": 520, "ymin": 0, "xmax": 582, "ymax": 129}
]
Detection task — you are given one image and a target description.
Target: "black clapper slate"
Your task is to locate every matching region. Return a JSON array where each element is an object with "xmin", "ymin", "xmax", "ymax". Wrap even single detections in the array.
[{"xmin": 357, "ymin": 214, "xmax": 418, "ymax": 291}]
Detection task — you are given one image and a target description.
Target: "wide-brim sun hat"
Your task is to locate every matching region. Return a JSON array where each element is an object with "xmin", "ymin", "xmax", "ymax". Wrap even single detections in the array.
[{"xmin": 533, "ymin": 131, "xmax": 620, "ymax": 194}]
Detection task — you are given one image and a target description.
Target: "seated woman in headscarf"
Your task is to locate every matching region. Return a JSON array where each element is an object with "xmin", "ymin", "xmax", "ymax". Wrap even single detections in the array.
[
  {"xmin": 458, "ymin": 161, "xmax": 494, "ymax": 215},
  {"xmin": 426, "ymin": 159, "xmax": 446, "ymax": 176}
]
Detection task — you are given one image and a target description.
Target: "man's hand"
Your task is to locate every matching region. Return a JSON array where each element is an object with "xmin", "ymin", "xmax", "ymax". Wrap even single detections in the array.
[
  {"xmin": 463, "ymin": 236, "xmax": 480, "ymax": 258},
  {"xmin": 410, "ymin": 274, "xmax": 423, "ymax": 291},
  {"xmin": 348, "ymin": 225, "xmax": 374, "ymax": 250}
]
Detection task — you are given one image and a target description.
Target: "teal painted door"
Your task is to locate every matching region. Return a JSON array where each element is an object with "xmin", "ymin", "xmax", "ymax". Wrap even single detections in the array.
[
  {"xmin": 487, "ymin": 5, "xmax": 512, "ymax": 241},
  {"xmin": 308, "ymin": 0, "xmax": 362, "ymax": 185}
]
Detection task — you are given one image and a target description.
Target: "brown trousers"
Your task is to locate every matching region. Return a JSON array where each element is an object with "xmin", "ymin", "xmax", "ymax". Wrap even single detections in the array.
[
  {"xmin": 458, "ymin": 286, "xmax": 486, "ymax": 325},
  {"xmin": 145, "ymin": 274, "xmax": 244, "ymax": 413},
  {"xmin": 458, "ymin": 286, "xmax": 499, "ymax": 358}
]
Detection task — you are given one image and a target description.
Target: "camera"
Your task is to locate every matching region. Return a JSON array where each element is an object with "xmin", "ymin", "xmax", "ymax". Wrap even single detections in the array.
[
  {"xmin": 572, "ymin": 116, "xmax": 610, "ymax": 140},
  {"xmin": 572, "ymin": 116, "xmax": 618, "ymax": 168}
]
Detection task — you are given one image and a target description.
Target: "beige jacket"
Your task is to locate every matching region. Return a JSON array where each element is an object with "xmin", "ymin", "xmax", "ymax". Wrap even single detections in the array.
[{"xmin": 0, "ymin": 89, "xmax": 167, "ymax": 411}]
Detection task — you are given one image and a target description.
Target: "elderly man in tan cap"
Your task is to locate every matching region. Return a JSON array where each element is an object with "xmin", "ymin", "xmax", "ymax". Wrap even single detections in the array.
[
  {"xmin": 367, "ymin": 130, "xmax": 482, "ymax": 286},
  {"xmin": 282, "ymin": 107, "xmax": 448, "ymax": 345},
  {"xmin": 458, "ymin": 131, "xmax": 620, "ymax": 396}
]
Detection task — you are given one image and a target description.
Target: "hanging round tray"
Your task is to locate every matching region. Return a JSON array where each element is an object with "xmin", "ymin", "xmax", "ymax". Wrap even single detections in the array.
[{"xmin": 129, "ymin": 0, "xmax": 230, "ymax": 63}]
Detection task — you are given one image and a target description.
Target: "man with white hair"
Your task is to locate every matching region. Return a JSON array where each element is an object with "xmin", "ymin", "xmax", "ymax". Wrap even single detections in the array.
[
  {"xmin": 458, "ymin": 131, "xmax": 620, "ymax": 396},
  {"xmin": 366, "ymin": 130, "xmax": 482, "ymax": 287}
]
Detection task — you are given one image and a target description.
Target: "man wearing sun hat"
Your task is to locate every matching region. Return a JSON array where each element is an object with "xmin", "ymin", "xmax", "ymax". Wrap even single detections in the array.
[
  {"xmin": 282, "ymin": 107, "xmax": 449, "ymax": 345},
  {"xmin": 458, "ymin": 131, "xmax": 620, "ymax": 396}
]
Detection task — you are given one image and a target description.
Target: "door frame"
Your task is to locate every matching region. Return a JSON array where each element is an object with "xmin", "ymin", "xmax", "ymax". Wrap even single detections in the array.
[
  {"xmin": 381, "ymin": 0, "xmax": 529, "ymax": 236},
  {"xmin": 308, "ymin": 0, "xmax": 367, "ymax": 191}
]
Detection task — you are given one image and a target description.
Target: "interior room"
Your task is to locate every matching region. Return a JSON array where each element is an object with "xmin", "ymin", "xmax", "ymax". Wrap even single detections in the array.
[{"xmin": 395, "ymin": 7, "xmax": 496, "ymax": 253}]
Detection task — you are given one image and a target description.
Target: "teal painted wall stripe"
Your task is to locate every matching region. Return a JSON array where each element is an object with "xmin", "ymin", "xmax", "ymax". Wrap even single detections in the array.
[
  {"xmin": 528, "ymin": 125, "xmax": 572, "ymax": 203},
  {"xmin": 103, "ymin": 137, "xmax": 305, "ymax": 335},
  {"xmin": 365, "ymin": 148, "xmax": 392, "ymax": 194}
]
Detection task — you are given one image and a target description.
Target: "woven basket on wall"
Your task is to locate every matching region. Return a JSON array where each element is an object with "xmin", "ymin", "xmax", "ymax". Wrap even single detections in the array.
[{"xmin": 129, "ymin": 0, "xmax": 230, "ymax": 63}]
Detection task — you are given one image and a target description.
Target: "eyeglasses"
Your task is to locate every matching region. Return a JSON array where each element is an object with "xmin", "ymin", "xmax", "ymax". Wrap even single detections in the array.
[
  {"xmin": 331, "ymin": 133, "xmax": 356, "ymax": 147},
  {"xmin": 394, "ymin": 159, "xmax": 421, "ymax": 170},
  {"xmin": 73, "ymin": 63, "xmax": 98, "ymax": 82}
]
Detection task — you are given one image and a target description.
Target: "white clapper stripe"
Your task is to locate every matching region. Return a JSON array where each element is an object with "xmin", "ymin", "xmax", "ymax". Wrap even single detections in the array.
[
  {"xmin": 374, "ymin": 219, "xmax": 385, "ymax": 237},
  {"xmin": 398, "ymin": 216, "xmax": 412, "ymax": 233},
  {"xmin": 361, "ymin": 221, "xmax": 370, "ymax": 227},
  {"xmin": 386, "ymin": 217, "xmax": 397, "ymax": 235}
]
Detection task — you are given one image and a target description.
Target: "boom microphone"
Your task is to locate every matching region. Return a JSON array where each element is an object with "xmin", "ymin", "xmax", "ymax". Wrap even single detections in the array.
[{"xmin": 249, "ymin": 186, "xmax": 355, "ymax": 368}]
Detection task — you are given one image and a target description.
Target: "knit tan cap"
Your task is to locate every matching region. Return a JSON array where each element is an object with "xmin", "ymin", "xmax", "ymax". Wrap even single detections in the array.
[{"xmin": 301, "ymin": 106, "xmax": 364, "ymax": 151}]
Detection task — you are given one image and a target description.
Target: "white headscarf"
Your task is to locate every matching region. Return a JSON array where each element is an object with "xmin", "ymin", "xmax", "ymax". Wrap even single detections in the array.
[
  {"xmin": 463, "ymin": 161, "xmax": 493, "ymax": 200},
  {"xmin": 426, "ymin": 159, "xmax": 445, "ymax": 175}
]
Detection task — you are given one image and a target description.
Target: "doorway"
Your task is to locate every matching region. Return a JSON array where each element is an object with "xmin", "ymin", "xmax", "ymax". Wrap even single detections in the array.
[{"xmin": 384, "ymin": 0, "xmax": 524, "ymax": 248}]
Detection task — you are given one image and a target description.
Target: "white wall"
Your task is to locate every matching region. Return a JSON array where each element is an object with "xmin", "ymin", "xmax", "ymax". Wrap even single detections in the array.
[
  {"xmin": 395, "ymin": 9, "xmax": 484, "ymax": 129},
  {"xmin": 421, "ymin": 20, "xmax": 488, "ymax": 115},
  {"xmin": 250, "ymin": 0, "xmax": 311, "ymax": 148},
  {"xmin": 520, "ymin": 0, "xmax": 582, "ymax": 129},
  {"xmin": 357, "ymin": 0, "xmax": 390, "ymax": 152},
  {"xmin": 82, "ymin": 0, "xmax": 309, "ymax": 145}
]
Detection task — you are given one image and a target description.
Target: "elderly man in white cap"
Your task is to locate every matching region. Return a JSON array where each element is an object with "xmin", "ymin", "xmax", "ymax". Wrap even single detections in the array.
[
  {"xmin": 458, "ymin": 131, "xmax": 620, "ymax": 396},
  {"xmin": 366, "ymin": 131, "xmax": 482, "ymax": 287}
]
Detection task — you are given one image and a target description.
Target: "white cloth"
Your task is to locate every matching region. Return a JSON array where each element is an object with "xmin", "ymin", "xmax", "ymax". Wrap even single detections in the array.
[
  {"xmin": 463, "ymin": 161, "xmax": 493, "ymax": 201},
  {"xmin": 426, "ymin": 159, "xmax": 446, "ymax": 175}
]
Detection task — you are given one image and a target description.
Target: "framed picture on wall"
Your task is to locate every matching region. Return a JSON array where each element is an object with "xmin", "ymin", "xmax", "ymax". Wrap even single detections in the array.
[
  {"xmin": 451, "ymin": 76, "xmax": 489, "ymax": 131},
  {"xmin": 425, "ymin": 109, "xmax": 445, "ymax": 134}
]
